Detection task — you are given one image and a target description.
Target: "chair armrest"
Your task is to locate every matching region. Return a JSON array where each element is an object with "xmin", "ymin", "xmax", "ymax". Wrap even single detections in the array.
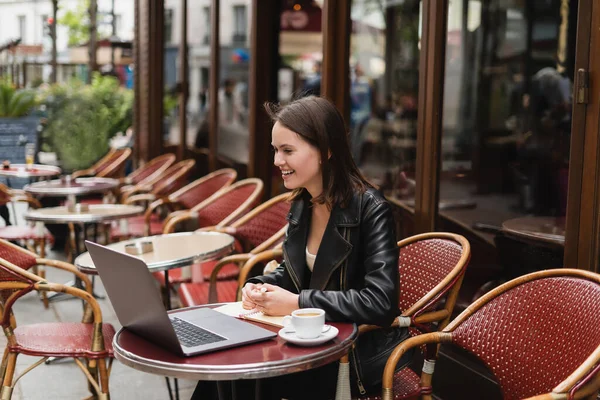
[
  {"xmin": 11, "ymin": 194, "xmax": 41, "ymax": 208},
  {"xmin": 163, "ymin": 210, "xmax": 196, "ymax": 233},
  {"xmin": 205, "ymin": 254, "xmax": 251, "ymax": 303},
  {"xmin": 381, "ymin": 332, "xmax": 451, "ymax": 400},
  {"xmin": 37, "ymin": 282, "xmax": 106, "ymax": 334},
  {"xmin": 235, "ymin": 249, "xmax": 283, "ymax": 297},
  {"xmin": 71, "ymin": 169, "xmax": 94, "ymax": 179},
  {"xmin": 142, "ymin": 198, "xmax": 171, "ymax": 236},
  {"xmin": 124, "ymin": 193, "xmax": 156, "ymax": 205},
  {"xmin": 36, "ymin": 258, "xmax": 93, "ymax": 296}
]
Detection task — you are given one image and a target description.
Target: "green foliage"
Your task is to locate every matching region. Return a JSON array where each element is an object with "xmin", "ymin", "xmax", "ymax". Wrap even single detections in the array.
[
  {"xmin": 59, "ymin": 0, "xmax": 90, "ymax": 47},
  {"xmin": 59, "ymin": 0, "xmax": 109, "ymax": 47},
  {"xmin": 40, "ymin": 73, "xmax": 133, "ymax": 172},
  {"xmin": 0, "ymin": 80, "xmax": 38, "ymax": 118}
]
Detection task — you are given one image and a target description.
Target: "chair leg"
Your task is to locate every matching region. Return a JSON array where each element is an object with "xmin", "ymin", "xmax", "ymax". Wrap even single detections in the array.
[
  {"xmin": 1, "ymin": 352, "xmax": 17, "ymax": 400},
  {"xmin": 0, "ymin": 348, "xmax": 9, "ymax": 382},
  {"xmin": 96, "ymin": 358, "xmax": 110, "ymax": 400}
]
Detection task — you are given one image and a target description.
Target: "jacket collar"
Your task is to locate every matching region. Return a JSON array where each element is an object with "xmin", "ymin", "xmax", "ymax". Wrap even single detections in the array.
[
  {"xmin": 284, "ymin": 190, "xmax": 360, "ymax": 290},
  {"xmin": 287, "ymin": 190, "xmax": 361, "ymax": 228}
]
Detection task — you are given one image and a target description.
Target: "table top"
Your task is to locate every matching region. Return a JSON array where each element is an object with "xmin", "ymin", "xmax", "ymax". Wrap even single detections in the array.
[
  {"xmin": 75, "ymin": 231, "xmax": 235, "ymax": 274},
  {"xmin": 502, "ymin": 216, "xmax": 566, "ymax": 246},
  {"xmin": 24, "ymin": 204, "xmax": 144, "ymax": 224},
  {"xmin": 113, "ymin": 305, "xmax": 357, "ymax": 381},
  {"xmin": 0, "ymin": 164, "xmax": 62, "ymax": 178},
  {"xmin": 23, "ymin": 177, "xmax": 119, "ymax": 196}
]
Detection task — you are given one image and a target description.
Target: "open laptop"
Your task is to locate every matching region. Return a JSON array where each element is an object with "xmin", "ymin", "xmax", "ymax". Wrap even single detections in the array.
[{"xmin": 85, "ymin": 241, "xmax": 276, "ymax": 356}]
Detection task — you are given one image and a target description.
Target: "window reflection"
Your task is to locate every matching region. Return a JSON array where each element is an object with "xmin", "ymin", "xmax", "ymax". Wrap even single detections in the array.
[
  {"xmin": 349, "ymin": 0, "xmax": 421, "ymax": 198},
  {"xmin": 440, "ymin": 0, "xmax": 574, "ymax": 225}
]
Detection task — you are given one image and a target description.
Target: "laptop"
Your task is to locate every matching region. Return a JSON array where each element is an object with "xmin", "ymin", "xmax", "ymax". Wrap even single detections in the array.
[{"xmin": 84, "ymin": 241, "xmax": 277, "ymax": 356}]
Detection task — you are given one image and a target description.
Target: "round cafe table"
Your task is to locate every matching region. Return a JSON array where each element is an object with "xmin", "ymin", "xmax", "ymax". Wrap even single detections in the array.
[
  {"xmin": 74, "ymin": 232, "xmax": 235, "ymax": 310},
  {"xmin": 23, "ymin": 177, "xmax": 119, "ymax": 200},
  {"xmin": 113, "ymin": 305, "xmax": 357, "ymax": 397},
  {"xmin": 0, "ymin": 164, "xmax": 61, "ymax": 179},
  {"xmin": 502, "ymin": 216, "xmax": 566, "ymax": 247},
  {"xmin": 24, "ymin": 204, "xmax": 145, "ymax": 302}
]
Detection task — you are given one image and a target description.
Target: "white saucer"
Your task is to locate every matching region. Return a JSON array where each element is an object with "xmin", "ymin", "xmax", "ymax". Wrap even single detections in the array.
[{"xmin": 278, "ymin": 325, "xmax": 339, "ymax": 346}]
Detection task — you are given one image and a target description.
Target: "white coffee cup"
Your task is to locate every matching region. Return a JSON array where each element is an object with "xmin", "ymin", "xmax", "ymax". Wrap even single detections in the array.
[{"xmin": 282, "ymin": 308, "xmax": 325, "ymax": 339}]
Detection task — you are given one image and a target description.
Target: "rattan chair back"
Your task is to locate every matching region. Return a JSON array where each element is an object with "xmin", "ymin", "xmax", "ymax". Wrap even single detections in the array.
[{"xmin": 169, "ymin": 168, "xmax": 237, "ymax": 210}]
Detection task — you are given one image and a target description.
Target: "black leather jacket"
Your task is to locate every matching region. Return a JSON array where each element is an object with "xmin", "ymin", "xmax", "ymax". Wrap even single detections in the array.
[{"xmin": 248, "ymin": 188, "xmax": 409, "ymax": 393}]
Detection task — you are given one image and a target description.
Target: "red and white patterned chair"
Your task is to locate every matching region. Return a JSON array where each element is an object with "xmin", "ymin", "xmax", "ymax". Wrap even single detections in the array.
[
  {"xmin": 0, "ymin": 183, "xmax": 53, "ymax": 257},
  {"xmin": 176, "ymin": 193, "xmax": 291, "ymax": 306},
  {"xmin": 343, "ymin": 232, "xmax": 470, "ymax": 400},
  {"xmin": 111, "ymin": 159, "xmax": 197, "ymax": 241},
  {"xmin": 154, "ymin": 178, "xmax": 265, "ymax": 288},
  {"xmin": 112, "ymin": 168, "xmax": 236, "ymax": 239},
  {"xmin": 0, "ymin": 239, "xmax": 113, "ymax": 399},
  {"xmin": 379, "ymin": 268, "xmax": 600, "ymax": 400},
  {"xmin": 71, "ymin": 147, "xmax": 132, "ymax": 179},
  {"xmin": 117, "ymin": 153, "xmax": 176, "ymax": 200}
]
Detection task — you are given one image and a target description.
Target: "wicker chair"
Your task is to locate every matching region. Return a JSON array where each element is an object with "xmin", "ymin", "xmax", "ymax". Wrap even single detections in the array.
[
  {"xmin": 118, "ymin": 153, "xmax": 176, "ymax": 199},
  {"xmin": 0, "ymin": 185, "xmax": 54, "ymax": 307},
  {"xmin": 176, "ymin": 193, "xmax": 291, "ymax": 306},
  {"xmin": 111, "ymin": 159, "xmax": 196, "ymax": 241},
  {"xmin": 378, "ymin": 269, "xmax": 600, "ymax": 400},
  {"xmin": 120, "ymin": 159, "xmax": 196, "ymax": 204},
  {"xmin": 71, "ymin": 148, "xmax": 132, "ymax": 179},
  {"xmin": 162, "ymin": 178, "xmax": 264, "ymax": 235},
  {"xmin": 117, "ymin": 168, "xmax": 236, "ymax": 238},
  {"xmin": 154, "ymin": 178, "xmax": 265, "ymax": 288},
  {"xmin": 342, "ymin": 232, "xmax": 470, "ymax": 400},
  {"xmin": 0, "ymin": 240, "xmax": 113, "ymax": 399}
]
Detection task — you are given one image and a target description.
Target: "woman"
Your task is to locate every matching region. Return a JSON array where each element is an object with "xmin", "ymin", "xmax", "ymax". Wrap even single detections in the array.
[{"xmin": 241, "ymin": 96, "xmax": 411, "ymax": 399}]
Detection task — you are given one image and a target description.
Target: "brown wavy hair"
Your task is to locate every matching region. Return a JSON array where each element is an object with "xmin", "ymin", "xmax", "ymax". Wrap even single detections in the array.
[{"xmin": 265, "ymin": 96, "xmax": 372, "ymax": 209}]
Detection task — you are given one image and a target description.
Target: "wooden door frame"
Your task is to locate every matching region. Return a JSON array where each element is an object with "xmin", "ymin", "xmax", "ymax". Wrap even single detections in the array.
[{"xmin": 565, "ymin": 0, "xmax": 600, "ymax": 272}]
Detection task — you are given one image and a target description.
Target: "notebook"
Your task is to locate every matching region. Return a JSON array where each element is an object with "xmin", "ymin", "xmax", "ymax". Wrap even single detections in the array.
[{"xmin": 214, "ymin": 302, "xmax": 285, "ymax": 328}]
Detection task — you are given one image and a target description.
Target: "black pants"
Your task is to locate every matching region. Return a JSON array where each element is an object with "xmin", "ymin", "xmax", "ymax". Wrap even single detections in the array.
[{"xmin": 191, "ymin": 362, "xmax": 339, "ymax": 400}]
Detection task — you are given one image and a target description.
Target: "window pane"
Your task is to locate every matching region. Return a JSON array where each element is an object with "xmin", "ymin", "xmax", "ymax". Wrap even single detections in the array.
[
  {"xmin": 349, "ymin": 0, "xmax": 421, "ymax": 200},
  {"xmin": 439, "ymin": 0, "xmax": 575, "ymax": 281},
  {"xmin": 217, "ymin": 2, "xmax": 251, "ymax": 166}
]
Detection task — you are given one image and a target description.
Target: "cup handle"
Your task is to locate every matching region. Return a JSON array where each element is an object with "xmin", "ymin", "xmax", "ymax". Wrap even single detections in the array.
[{"xmin": 282, "ymin": 315, "xmax": 294, "ymax": 333}]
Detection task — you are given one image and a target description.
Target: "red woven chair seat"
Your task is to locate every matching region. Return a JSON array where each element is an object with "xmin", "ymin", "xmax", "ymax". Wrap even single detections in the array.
[
  {"xmin": 11, "ymin": 322, "xmax": 115, "ymax": 359},
  {"xmin": 153, "ymin": 261, "xmax": 239, "ymax": 287},
  {"xmin": 178, "ymin": 280, "xmax": 238, "ymax": 307},
  {"xmin": 358, "ymin": 368, "xmax": 421, "ymax": 400},
  {"xmin": 0, "ymin": 226, "xmax": 54, "ymax": 242}
]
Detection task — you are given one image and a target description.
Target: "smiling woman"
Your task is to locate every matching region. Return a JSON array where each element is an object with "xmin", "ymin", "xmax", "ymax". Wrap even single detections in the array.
[{"xmin": 194, "ymin": 96, "xmax": 411, "ymax": 400}]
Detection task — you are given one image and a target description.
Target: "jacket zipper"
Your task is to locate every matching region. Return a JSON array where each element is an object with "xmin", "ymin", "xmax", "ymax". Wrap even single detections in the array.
[
  {"xmin": 321, "ymin": 227, "xmax": 351, "ymax": 290},
  {"xmin": 282, "ymin": 245, "xmax": 301, "ymax": 293},
  {"xmin": 338, "ymin": 228, "xmax": 365, "ymax": 394},
  {"xmin": 351, "ymin": 345, "xmax": 367, "ymax": 395}
]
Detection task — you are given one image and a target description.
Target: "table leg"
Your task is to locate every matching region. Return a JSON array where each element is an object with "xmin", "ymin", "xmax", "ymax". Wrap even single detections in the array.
[{"xmin": 165, "ymin": 377, "xmax": 174, "ymax": 400}]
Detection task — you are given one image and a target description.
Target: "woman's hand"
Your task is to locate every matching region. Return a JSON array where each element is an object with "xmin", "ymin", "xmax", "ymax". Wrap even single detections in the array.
[
  {"xmin": 241, "ymin": 283, "xmax": 260, "ymax": 310},
  {"xmin": 247, "ymin": 283, "xmax": 299, "ymax": 316}
]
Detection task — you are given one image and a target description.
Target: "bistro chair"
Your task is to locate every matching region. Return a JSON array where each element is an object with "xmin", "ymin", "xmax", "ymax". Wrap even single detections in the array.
[
  {"xmin": 154, "ymin": 178, "xmax": 265, "ymax": 288},
  {"xmin": 71, "ymin": 147, "xmax": 132, "ymax": 179},
  {"xmin": 162, "ymin": 178, "xmax": 264, "ymax": 235},
  {"xmin": 176, "ymin": 193, "xmax": 291, "ymax": 306},
  {"xmin": 118, "ymin": 153, "xmax": 176, "ymax": 199},
  {"xmin": 377, "ymin": 268, "xmax": 600, "ymax": 400},
  {"xmin": 0, "ymin": 240, "xmax": 114, "ymax": 399},
  {"xmin": 120, "ymin": 159, "xmax": 196, "ymax": 204},
  {"xmin": 111, "ymin": 159, "xmax": 196, "ymax": 241},
  {"xmin": 116, "ymin": 168, "xmax": 236, "ymax": 239},
  {"xmin": 0, "ymin": 185, "xmax": 54, "ymax": 307},
  {"xmin": 342, "ymin": 232, "xmax": 471, "ymax": 400}
]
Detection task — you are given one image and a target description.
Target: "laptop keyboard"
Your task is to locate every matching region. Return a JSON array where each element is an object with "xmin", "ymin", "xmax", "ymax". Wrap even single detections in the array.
[{"xmin": 171, "ymin": 317, "xmax": 227, "ymax": 347}]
